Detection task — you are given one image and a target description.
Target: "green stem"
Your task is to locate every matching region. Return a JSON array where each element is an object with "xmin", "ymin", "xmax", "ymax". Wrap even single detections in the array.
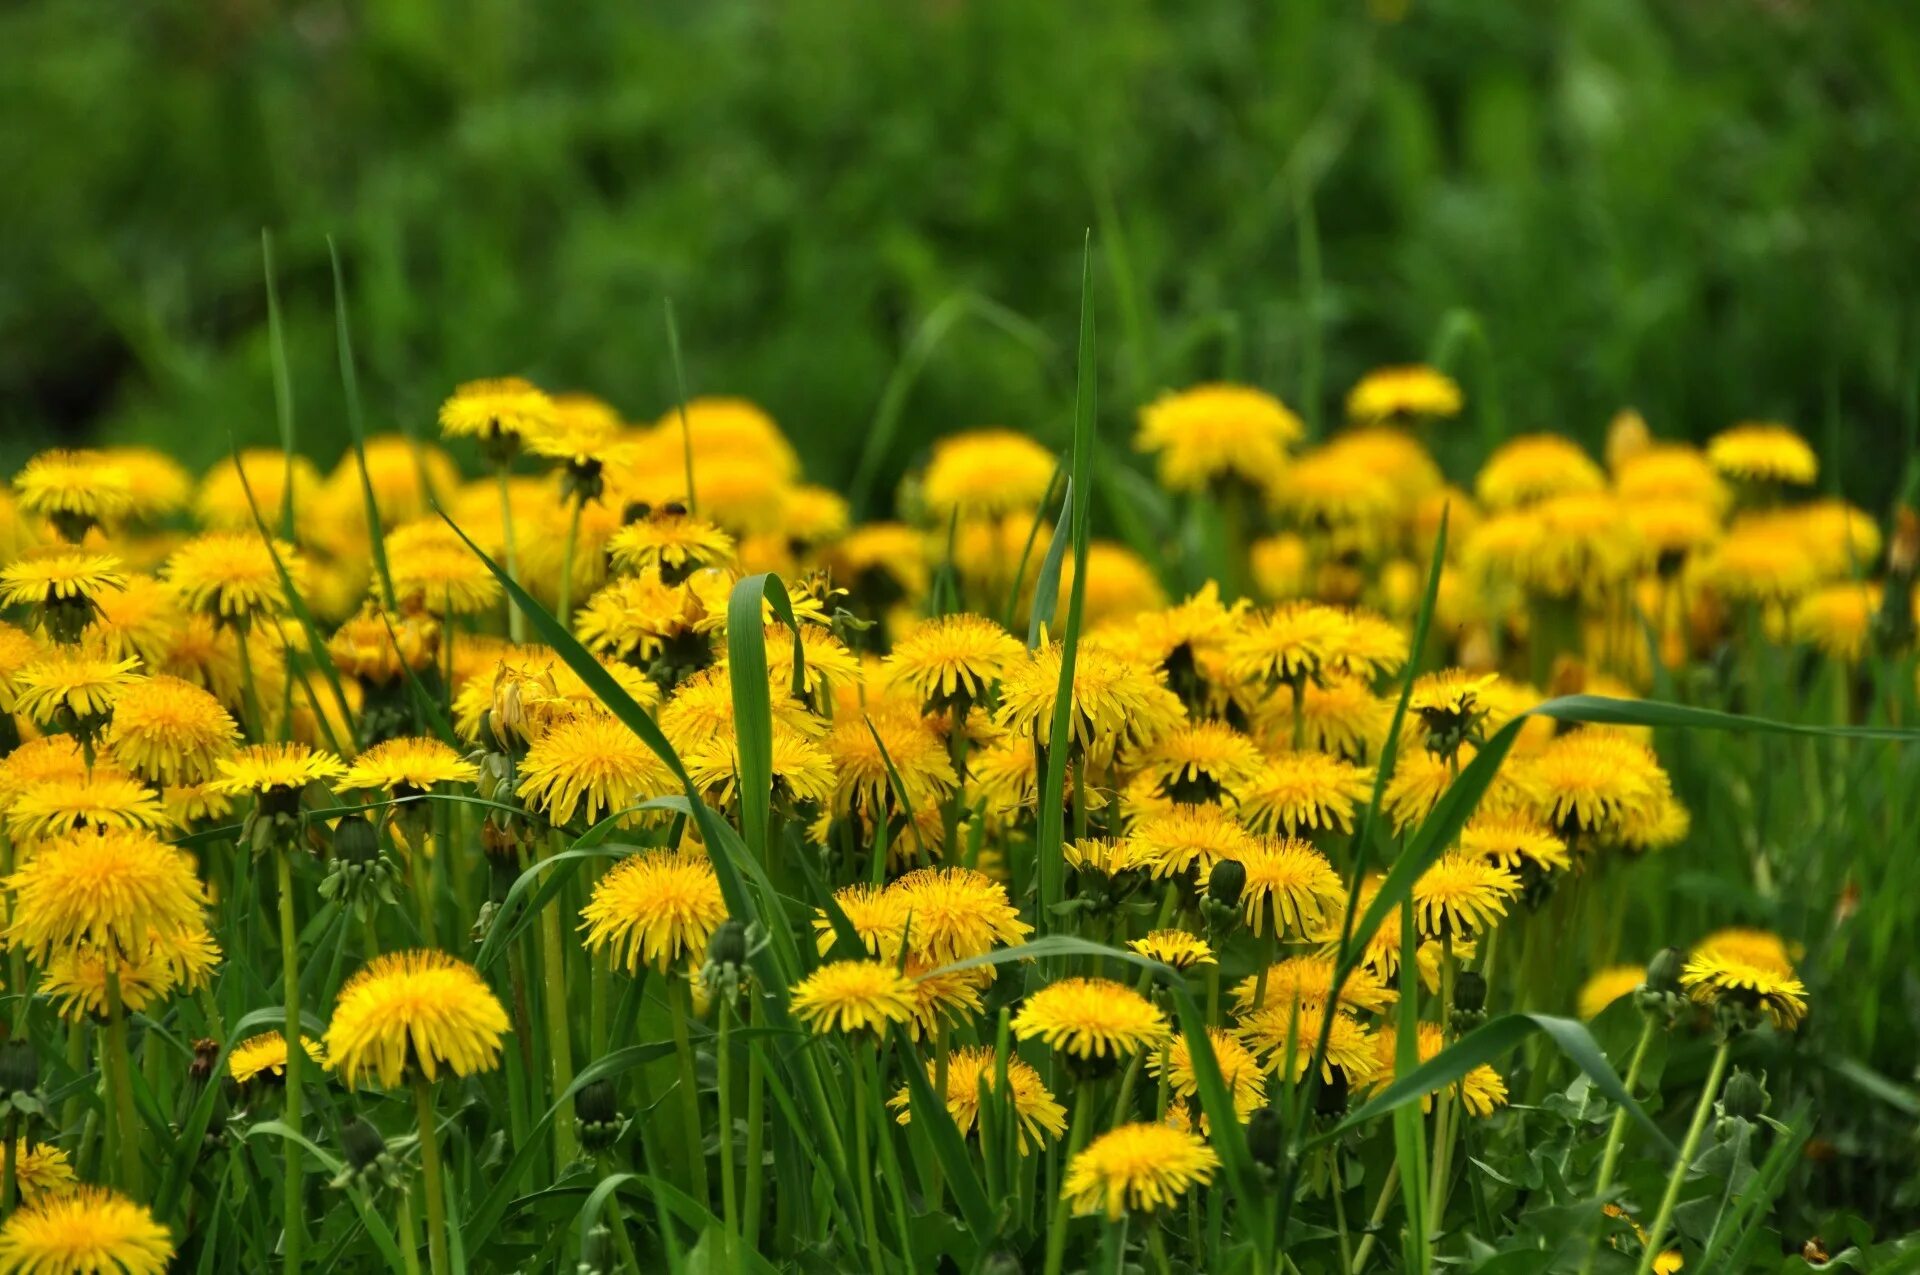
[
  {"xmin": 397, "ymin": 1191, "xmax": 424, "ymax": 1275},
  {"xmin": 1634, "ymin": 1037, "xmax": 1733, "ymax": 1275},
  {"xmin": 853, "ymin": 1047, "xmax": 882, "ymax": 1275},
  {"xmin": 1427, "ymin": 935, "xmax": 1456, "ymax": 1223},
  {"xmin": 1105, "ymin": 1212, "xmax": 1131, "ymax": 1275},
  {"xmin": 1044, "ymin": 1088, "xmax": 1099, "ymax": 1275},
  {"xmin": 669, "ymin": 977, "xmax": 710, "ymax": 1209},
  {"xmin": 1350, "ymin": 1162, "xmax": 1399, "ymax": 1274},
  {"xmin": 277, "ymin": 853, "xmax": 305, "ymax": 1272},
  {"xmin": 413, "ymin": 1076, "xmax": 452, "ymax": 1275},
  {"xmin": 744, "ymin": 996, "xmax": 766, "ymax": 1250},
  {"xmin": 2, "ymin": 1112, "xmax": 17, "ymax": 1215},
  {"xmin": 537, "ymin": 838, "xmax": 580, "ymax": 1171},
  {"xmin": 1576, "ymin": 1014, "xmax": 1659, "ymax": 1275},
  {"xmin": 717, "ymin": 994, "xmax": 739, "ymax": 1256},
  {"xmin": 101, "ymin": 968, "xmax": 143, "ymax": 1195},
  {"xmin": 498, "ymin": 465, "xmax": 526, "ymax": 644},
  {"xmin": 558, "ymin": 496, "xmax": 585, "ymax": 629},
  {"xmin": 236, "ymin": 626, "xmax": 266, "ymax": 741}
]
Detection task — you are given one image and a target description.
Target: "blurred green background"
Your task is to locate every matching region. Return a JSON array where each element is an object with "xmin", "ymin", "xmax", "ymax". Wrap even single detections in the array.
[{"xmin": 6, "ymin": 0, "xmax": 1918, "ymax": 509}]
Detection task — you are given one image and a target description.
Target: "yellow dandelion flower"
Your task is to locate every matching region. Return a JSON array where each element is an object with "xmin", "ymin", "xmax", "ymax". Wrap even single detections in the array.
[
  {"xmin": 1459, "ymin": 813, "xmax": 1570, "ymax": 876},
  {"xmin": 921, "ymin": 429, "xmax": 1058, "ymax": 520},
  {"xmin": 606, "ymin": 510, "xmax": 736, "ymax": 579},
  {"xmin": 1129, "ymin": 930, "xmax": 1215, "ymax": 969},
  {"xmin": 193, "ymin": 450, "xmax": 323, "ymax": 530},
  {"xmin": 13, "ymin": 450, "xmax": 136, "ymax": 538},
  {"xmin": 827, "ymin": 709, "xmax": 956, "ymax": 821},
  {"xmin": 1680, "ymin": 951, "xmax": 1807, "ymax": 1030},
  {"xmin": 163, "ymin": 532, "xmax": 303, "ymax": 624},
  {"xmin": 1616, "ymin": 444, "xmax": 1730, "ymax": 512},
  {"xmin": 228, "ymin": 1031, "xmax": 328, "ymax": 1085},
  {"xmin": 831, "ymin": 522, "xmax": 932, "ymax": 603},
  {"xmin": 1063, "ymin": 837, "xmax": 1159, "ymax": 877},
  {"xmin": 1707, "ymin": 422, "xmax": 1817, "ymax": 486},
  {"xmin": 8, "ymin": 1141, "xmax": 76, "ymax": 1203},
  {"xmin": 211, "ymin": 743, "xmax": 346, "ymax": 799},
  {"xmin": 1239, "ymin": 1002, "xmax": 1380, "ymax": 1083},
  {"xmin": 1692, "ymin": 927, "xmax": 1797, "ymax": 976},
  {"xmin": 1372, "ymin": 1022, "xmax": 1508, "ymax": 1115},
  {"xmin": 1627, "ymin": 501, "xmax": 1722, "ymax": 568},
  {"xmin": 749, "ymin": 622, "xmax": 864, "ymax": 706},
  {"xmin": 1232, "ymin": 750, "xmax": 1371, "ymax": 837},
  {"xmin": 384, "ymin": 520, "xmax": 502, "ymax": 616},
  {"xmin": 162, "ymin": 782, "xmax": 234, "ymax": 826},
  {"xmin": 438, "ymin": 377, "xmax": 557, "ymax": 448},
  {"xmin": 1407, "ymin": 669, "xmax": 1498, "ymax": 736},
  {"xmin": 1412, "ymin": 850, "xmax": 1519, "ymax": 938},
  {"xmin": 0, "ymin": 1186, "xmax": 173, "ymax": 1274},
  {"xmin": 1130, "ymin": 805, "xmax": 1258, "ymax": 881},
  {"xmin": 1133, "ymin": 721, "xmax": 1263, "ymax": 803},
  {"xmin": 790, "ymin": 960, "xmax": 917, "ymax": 1036},
  {"xmin": 1224, "ymin": 601, "xmax": 1346, "ymax": 687},
  {"xmin": 1135, "ymin": 383, "xmax": 1303, "ymax": 493},
  {"xmin": 889, "ymin": 1046, "xmax": 1066, "ymax": 1153},
  {"xmin": 0, "ymin": 549, "xmax": 127, "ymax": 615},
  {"xmin": 812, "ymin": 883, "xmax": 910, "ymax": 957},
  {"xmin": 1266, "ymin": 448, "xmax": 1401, "ymax": 546},
  {"xmin": 1258, "ymin": 676, "xmax": 1392, "ymax": 763},
  {"xmin": 325, "ymin": 950, "xmax": 509, "ymax": 1087},
  {"xmin": 0, "ymin": 736, "xmax": 87, "ymax": 807},
  {"xmin": 1013, "ymin": 977, "xmax": 1169, "ymax": 1059},
  {"xmin": 1697, "ymin": 521, "xmax": 1817, "ymax": 605},
  {"xmin": 1324, "ymin": 609, "xmax": 1410, "ymax": 682},
  {"xmin": 1475, "ymin": 434, "xmax": 1606, "ymax": 510},
  {"xmin": 686, "ymin": 723, "xmax": 835, "ymax": 808},
  {"xmin": 341, "ymin": 736, "xmax": 480, "ymax": 796},
  {"xmin": 1153, "ymin": 1027, "xmax": 1267, "ymax": 1127},
  {"xmin": 1384, "ymin": 742, "xmax": 1530, "ymax": 834},
  {"xmin": 994, "ymin": 640, "xmax": 1185, "ymax": 754},
  {"xmin": 1346, "ymin": 365, "xmax": 1463, "ymax": 425},
  {"xmin": 518, "ymin": 713, "xmax": 674, "ymax": 826},
  {"xmin": 1578, "ymin": 965, "xmax": 1645, "ymax": 1020},
  {"xmin": 102, "ymin": 674, "xmax": 238, "ymax": 785},
  {"xmin": 580, "ymin": 848, "xmax": 727, "ymax": 973},
  {"xmin": 1523, "ymin": 731, "xmax": 1670, "ymax": 843},
  {"xmin": 887, "ymin": 866, "xmax": 1030, "ymax": 964},
  {"xmin": 12, "ymin": 648, "xmax": 142, "ymax": 728},
  {"xmin": 1064, "ymin": 1122, "xmax": 1219, "ymax": 1220},
  {"xmin": 328, "ymin": 607, "xmax": 440, "ymax": 684},
  {"xmin": 884, "ymin": 613, "xmax": 1025, "ymax": 711},
  {"xmin": 41, "ymin": 920, "xmax": 220, "ymax": 1019},
  {"xmin": 84, "ymin": 573, "xmax": 179, "ymax": 666},
  {"xmin": 1513, "ymin": 492, "xmax": 1648, "ymax": 598},
  {"xmin": 6, "ymin": 771, "xmax": 175, "ymax": 843},
  {"xmin": 522, "ymin": 392, "xmax": 634, "ymax": 472},
  {"xmin": 4, "ymin": 829, "xmax": 207, "ymax": 963},
  {"xmin": 901, "ymin": 961, "xmax": 992, "ymax": 1039},
  {"xmin": 1238, "ymin": 836, "xmax": 1345, "ymax": 936},
  {"xmin": 1230, "ymin": 953, "xmax": 1397, "ymax": 1016},
  {"xmin": 649, "ymin": 396, "xmax": 801, "ymax": 482},
  {"xmin": 0, "ymin": 623, "xmax": 43, "ymax": 714}
]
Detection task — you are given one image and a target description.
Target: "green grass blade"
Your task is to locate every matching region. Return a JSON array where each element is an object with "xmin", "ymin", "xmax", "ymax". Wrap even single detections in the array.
[
  {"xmin": 725, "ymin": 572, "xmax": 807, "ymax": 862},
  {"xmin": 888, "ymin": 1027, "xmax": 996, "ymax": 1245},
  {"xmin": 261, "ymin": 230, "xmax": 297, "ymax": 541},
  {"xmin": 1024, "ymin": 477, "xmax": 1073, "ymax": 648},
  {"xmin": 663, "ymin": 297, "xmax": 698, "ymax": 515},
  {"xmin": 328, "ymin": 237, "xmax": 397, "ymax": 612}
]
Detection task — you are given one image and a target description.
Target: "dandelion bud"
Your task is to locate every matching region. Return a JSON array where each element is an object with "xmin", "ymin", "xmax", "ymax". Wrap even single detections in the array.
[
  {"xmin": 978, "ymin": 1251, "xmax": 1024, "ymax": 1275},
  {"xmin": 0, "ymin": 1039, "xmax": 41, "ymax": 1121},
  {"xmin": 576, "ymin": 1078, "xmax": 624, "ymax": 1154},
  {"xmin": 1721, "ymin": 1068, "xmax": 1769, "ymax": 1120},
  {"xmin": 1453, "ymin": 970, "xmax": 1487, "ymax": 1014},
  {"xmin": 188, "ymin": 1038, "xmax": 220, "ymax": 1085},
  {"xmin": 1208, "ymin": 860, "xmax": 1247, "ymax": 909},
  {"xmin": 576, "ymin": 1224, "xmax": 614, "ymax": 1275},
  {"xmin": 332, "ymin": 814, "xmax": 380, "ymax": 865},
  {"xmin": 1246, "ymin": 1105, "xmax": 1284, "ymax": 1169},
  {"xmin": 1643, "ymin": 947, "xmax": 1685, "ymax": 996},
  {"xmin": 331, "ymin": 1115, "xmax": 401, "ymax": 1191}
]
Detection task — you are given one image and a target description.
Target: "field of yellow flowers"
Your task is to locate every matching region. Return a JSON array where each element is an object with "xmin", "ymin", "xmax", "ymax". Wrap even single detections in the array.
[{"xmin": 0, "ymin": 267, "xmax": 1911, "ymax": 1274}]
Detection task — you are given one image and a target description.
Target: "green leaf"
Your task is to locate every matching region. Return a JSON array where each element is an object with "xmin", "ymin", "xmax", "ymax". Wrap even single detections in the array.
[
  {"xmin": 1325, "ymin": 1013, "xmax": 1674, "ymax": 1155},
  {"xmin": 1025, "ymin": 479, "xmax": 1074, "ymax": 648},
  {"xmin": 725, "ymin": 573, "xmax": 807, "ymax": 862},
  {"xmin": 888, "ymin": 1028, "xmax": 995, "ymax": 1247},
  {"xmin": 244, "ymin": 1122, "xmax": 410, "ymax": 1274},
  {"xmin": 1532, "ymin": 693, "xmax": 1920, "ymax": 741},
  {"xmin": 328, "ymin": 237, "xmax": 397, "ymax": 613},
  {"xmin": 663, "ymin": 297, "xmax": 699, "ymax": 516}
]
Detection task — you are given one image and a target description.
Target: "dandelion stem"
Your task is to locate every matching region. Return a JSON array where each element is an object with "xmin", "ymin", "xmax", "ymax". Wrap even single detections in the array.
[
  {"xmin": 2, "ymin": 1112, "xmax": 17, "ymax": 1215},
  {"xmin": 1044, "ymin": 1086, "xmax": 1099, "ymax": 1275},
  {"xmin": 717, "ymin": 993, "xmax": 739, "ymax": 1256},
  {"xmin": 412, "ymin": 1076, "xmax": 452, "ymax": 1275},
  {"xmin": 1427, "ymin": 933, "xmax": 1456, "ymax": 1223},
  {"xmin": 277, "ymin": 851, "xmax": 306, "ymax": 1273},
  {"xmin": 497, "ymin": 465, "xmax": 525, "ymax": 644},
  {"xmin": 397, "ymin": 1191, "xmax": 423, "ymax": 1275},
  {"xmin": 744, "ymin": 994, "xmax": 767, "ymax": 1250},
  {"xmin": 852, "ymin": 1045, "xmax": 883, "ymax": 1275},
  {"xmin": 1592, "ymin": 1014, "xmax": 1656, "ymax": 1202},
  {"xmin": 668, "ymin": 976, "xmax": 710, "ymax": 1209},
  {"xmin": 100, "ymin": 968, "xmax": 143, "ymax": 1197},
  {"xmin": 1104, "ymin": 1212, "xmax": 1130, "ymax": 1275},
  {"xmin": 1349, "ymin": 1161, "xmax": 1399, "ymax": 1274},
  {"xmin": 557, "ymin": 496, "xmax": 585, "ymax": 629},
  {"xmin": 536, "ymin": 836, "xmax": 580, "ymax": 1171},
  {"xmin": 1634, "ymin": 1035, "xmax": 1733, "ymax": 1275}
]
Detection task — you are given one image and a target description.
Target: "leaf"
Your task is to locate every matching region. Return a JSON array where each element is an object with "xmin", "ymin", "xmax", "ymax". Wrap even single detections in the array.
[
  {"xmin": 328, "ymin": 237, "xmax": 397, "ymax": 613},
  {"xmin": 888, "ymin": 1028, "xmax": 995, "ymax": 1247},
  {"xmin": 725, "ymin": 572, "xmax": 807, "ymax": 862},
  {"xmin": 1532, "ymin": 693, "xmax": 1920, "ymax": 742},
  {"xmin": 1324, "ymin": 1013, "xmax": 1674, "ymax": 1155},
  {"xmin": 1025, "ymin": 480, "xmax": 1074, "ymax": 648}
]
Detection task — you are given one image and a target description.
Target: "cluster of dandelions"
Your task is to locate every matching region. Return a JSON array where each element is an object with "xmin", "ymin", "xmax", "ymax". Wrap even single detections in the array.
[{"xmin": 0, "ymin": 361, "xmax": 1836, "ymax": 1273}]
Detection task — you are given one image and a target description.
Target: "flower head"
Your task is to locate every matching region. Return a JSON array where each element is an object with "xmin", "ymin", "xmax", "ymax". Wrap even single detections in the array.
[
  {"xmin": 0, "ymin": 1186, "xmax": 173, "ymax": 1274},
  {"xmin": 1238, "ymin": 1002, "xmax": 1380, "ymax": 1084},
  {"xmin": 229, "ymin": 1032, "xmax": 328, "ymax": 1085},
  {"xmin": 1681, "ymin": 951, "xmax": 1808, "ymax": 1030},
  {"xmin": 1132, "ymin": 721, "xmax": 1263, "ymax": 804},
  {"xmin": 211, "ymin": 743, "xmax": 347, "ymax": 799},
  {"xmin": 438, "ymin": 377, "xmax": 557, "ymax": 450},
  {"xmin": 4, "ymin": 829, "xmax": 208, "ymax": 964},
  {"xmin": 326, "ymin": 950, "xmax": 510, "ymax": 1086},
  {"xmin": 164, "ymin": 532, "xmax": 303, "ymax": 625},
  {"xmin": 1152, "ymin": 1028, "xmax": 1267, "ymax": 1127},
  {"xmin": 1013, "ymin": 977, "xmax": 1169, "ymax": 1060},
  {"xmin": 1577, "ymin": 965, "xmax": 1645, "ymax": 1020},
  {"xmin": 328, "ymin": 607, "xmax": 440, "ymax": 684},
  {"xmin": 1128, "ymin": 930, "xmax": 1215, "ymax": 970},
  {"xmin": 41, "ymin": 921, "xmax": 220, "ymax": 1019},
  {"xmin": 581, "ymin": 849, "xmax": 728, "ymax": 973},
  {"xmin": 518, "ymin": 713, "xmax": 675, "ymax": 826},
  {"xmin": 0, "ymin": 550, "xmax": 127, "ymax": 641},
  {"xmin": 1346, "ymin": 365, "xmax": 1463, "ymax": 425},
  {"xmin": 994, "ymin": 639, "xmax": 1185, "ymax": 755},
  {"xmin": 1372, "ymin": 1023, "xmax": 1508, "ymax": 1115},
  {"xmin": 1231, "ymin": 953, "xmax": 1396, "ymax": 1016},
  {"xmin": 12, "ymin": 648, "xmax": 142, "ymax": 729},
  {"xmin": 1225, "ymin": 602, "xmax": 1347, "ymax": 687},
  {"xmin": 888, "ymin": 866, "xmax": 1030, "ymax": 964},
  {"xmin": 7, "ymin": 1142, "xmax": 76, "ymax": 1203},
  {"xmin": 341, "ymin": 736, "xmax": 480, "ymax": 796},
  {"xmin": 790, "ymin": 960, "xmax": 917, "ymax": 1036},
  {"xmin": 889, "ymin": 1047, "xmax": 1065, "ymax": 1153},
  {"xmin": 385, "ymin": 520, "xmax": 503, "ymax": 616},
  {"xmin": 1238, "ymin": 837, "xmax": 1344, "ymax": 937},
  {"xmin": 920, "ymin": 430, "xmax": 1057, "ymax": 520},
  {"xmin": 1475, "ymin": 435, "xmax": 1605, "ymax": 510},
  {"xmin": 1063, "ymin": 1122, "xmax": 1220, "ymax": 1219},
  {"xmin": 1523, "ymin": 731, "xmax": 1672, "ymax": 844},
  {"xmin": 1411, "ymin": 850, "xmax": 1519, "ymax": 938},
  {"xmin": 1130, "ymin": 805, "xmax": 1258, "ymax": 881},
  {"xmin": 103, "ymin": 674, "xmax": 239, "ymax": 785},
  {"xmin": 14, "ymin": 450, "xmax": 136, "ymax": 539},
  {"xmin": 884, "ymin": 614, "xmax": 1025, "ymax": 712},
  {"xmin": 1707, "ymin": 422, "xmax": 1817, "ymax": 486},
  {"xmin": 1458, "ymin": 813, "xmax": 1570, "ymax": 877},
  {"xmin": 1135, "ymin": 383, "xmax": 1303, "ymax": 492},
  {"xmin": 607, "ymin": 510, "xmax": 736, "ymax": 579},
  {"xmin": 1232, "ymin": 750, "xmax": 1371, "ymax": 837},
  {"xmin": 6, "ymin": 770, "xmax": 175, "ymax": 844}
]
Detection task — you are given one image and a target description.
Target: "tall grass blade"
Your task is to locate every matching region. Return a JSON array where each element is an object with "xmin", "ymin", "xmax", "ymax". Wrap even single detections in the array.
[{"xmin": 327, "ymin": 237, "xmax": 396, "ymax": 612}]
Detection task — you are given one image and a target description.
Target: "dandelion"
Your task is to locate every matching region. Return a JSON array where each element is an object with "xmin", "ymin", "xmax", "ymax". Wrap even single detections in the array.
[
  {"xmin": 1238, "ymin": 836, "xmax": 1345, "ymax": 936},
  {"xmin": 1411, "ymin": 851, "xmax": 1519, "ymax": 939},
  {"xmin": 385, "ymin": 520, "xmax": 504, "ymax": 616},
  {"xmin": 994, "ymin": 639, "xmax": 1185, "ymax": 754},
  {"xmin": 12, "ymin": 647, "xmax": 142, "ymax": 731},
  {"xmin": 1232, "ymin": 750, "xmax": 1371, "ymax": 836},
  {"xmin": 884, "ymin": 613, "xmax": 1025, "ymax": 711},
  {"xmin": 581, "ymin": 849, "xmax": 727, "ymax": 973},
  {"xmin": 211, "ymin": 743, "xmax": 347, "ymax": 802},
  {"xmin": 1707, "ymin": 422, "xmax": 1817, "ymax": 486},
  {"xmin": 1265, "ymin": 675, "xmax": 1393, "ymax": 761},
  {"xmin": 920, "ymin": 429, "xmax": 1058, "ymax": 520},
  {"xmin": 1239, "ymin": 1002, "xmax": 1380, "ymax": 1084},
  {"xmin": 341, "ymin": 736, "xmax": 480, "ymax": 796},
  {"xmin": 518, "ymin": 713, "xmax": 675, "ymax": 826},
  {"xmin": 6, "ymin": 770, "xmax": 175, "ymax": 843},
  {"xmin": 103, "ymin": 674, "xmax": 239, "ymax": 785},
  {"xmin": 1372, "ymin": 1023, "xmax": 1509, "ymax": 1115},
  {"xmin": 1325, "ymin": 608, "xmax": 1411, "ymax": 681},
  {"xmin": 195, "ymin": 451, "xmax": 324, "ymax": 530},
  {"xmin": 1680, "ymin": 951, "xmax": 1807, "ymax": 1030},
  {"xmin": 13, "ymin": 449, "xmax": 136, "ymax": 540},
  {"xmin": 163, "ymin": 532, "xmax": 303, "ymax": 626},
  {"xmin": 1012, "ymin": 978, "xmax": 1169, "ymax": 1059},
  {"xmin": 1064, "ymin": 1122, "xmax": 1221, "ymax": 1220},
  {"xmin": 686, "ymin": 723, "xmax": 835, "ymax": 808},
  {"xmin": 1134, "ymin": 383, "xmax": 1303, "ymax": 492},
  {"xmin": 7, "ymin": 1141, "xmax": 76, "ymax": 1203},
  {"xmin": 1475, "ymin": 434, "xmax": 1606, "ymax": 510},
  {"xmin": 1691, "ymin": 927, "xmax": 1797, "ymax": 976},
  {"xmin": 1130, "ymin": 805, "xmax": 1258, "ymax": 881},
  {"xmin": 4, "ymin": 828, "xmax": 207, "ymax": 964},
  {"xmin": 0, "ymin": 1186, "xmax": 173, "ymax": 1274},
  {"xmin": 812, "ymin": 883, "xmax": 910, "ymax": 957},
  {"xmin": 1128, "ymin": 930, "xmax": 1215, "ymax": 969},
  {"xmin": 1230, "ymin": 954, "xmax": 1397, "ymax": 1016},
  {"xmin": 1224, "ymin": 601, "xmax": 1346, "ymax": 687},
  {"xmin": 790, "ymin": 960, "xmax": 917, "ymax": 1036},
  {"xmin": 229, "ymin": 1033, "xmax": 329, "ymax": 1086},
  {"xmin": 1458, "ymin": 813, "xmax": 1571, "ymax": 877},
  {"xmin": 438, "ymin": 377, "xmax": 557, "ymax": 453},
  {"xmin": 889, "ymin": 866, "xmax": 1030, "ymax": 964},
  {"xmin": 0, "ymin": 550, "xmax": 128, "ymax": 642},
  {"xmin": 1153, "ymin": 1028, "xmax": 1267, "ymax": 1126},
  {"xmin": 325, "ymin": 950, "xmax": 509, "ymax": 1087},
  {"xmin": 1524, "ymin": 731, "xmax": 1670, "ymax": 843},
  {"xmin": 40, "ymin": 921, "xmax": 221, "ymax": 1019},
  {"xmin": 889, "ymin": 1047, "xmax": 1066, "ymax": 1153},
  {"xmin": 1346, "ymin": 365, "xmax": 1463, "ymax": 425},
  {"xmin": 1578, "ymin": 965, "xmax": 1645, "ymax": 1020},
  {"xmin": 1134, "ymin": 721, "xmax": 1263, "ymax": 803},
  {"xmin": 327, "ymin": 607, "xmax": 440, "ymax": 684},
  {"xmin": 1267, "ymin": 450, "xmax": 1401, "ymax": 545},
  {"xmin": 607, "ymin": 509, "xmax": 736, "ymax": 579}
]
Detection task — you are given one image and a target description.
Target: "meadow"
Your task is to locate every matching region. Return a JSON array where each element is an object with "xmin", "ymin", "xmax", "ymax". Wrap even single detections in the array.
[{"xmin": 6, "ymin": 2, "xmax": 1920, "ymax": 1273}]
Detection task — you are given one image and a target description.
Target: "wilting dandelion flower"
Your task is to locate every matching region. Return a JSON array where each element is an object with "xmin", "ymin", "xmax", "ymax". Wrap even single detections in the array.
[
  {"xmin": 1063, "ymin": 1122, "xmax": 1220, "ymax": 1220},
  {"xmin": 889, "ymin": 1047, "xmax": 1066, "ymax": 1153},
  {"xmin": 1134, "ymin": 383, "xmax": 1303, "ymax": 492},
  {"xmin": 163, "ymin": 532, "xmax": 302, "ymax": 625},
  {"xmin": 581, "ymin": 849, "xmax": 727, "ymax": 973},
  {"xmin": 4, "ymin": 829, "xmax": 208, "ymax": 963},
  {"xmin": 229, "ymin": 1032, "xmax": 328, "ymax": 1086},
  {"xmin": 1680, "ymin": 951, "xmax": 1808, "ymax": 1030},
  {"xmin": 1372, "ymin": 1023, "xmax": 1509, "ymax": 1115},
  {"xmin": 326, "ymin": 950, "xmax": 509, "ymax": 1086},
  {"xmin": 103, "ymin": 674, "xmax": 239, "ymax": 785},
  {"xmin": 1012, "ymin": 978, "xmax": 1169, "ymax": 1059},
  {"xmin": 884, "ymin": 613, "xmax": 1025, "ymax": 712},
  {"xmin": 1411, "ymin": 850, "xmax": 1520, "ymax": 939},
  {"xmin": 1578, "ymin": 965, "xmax": 1645, "ymax": 1020},
  {"xmin": 790, "ymin": 960, "xmax": 917, "ymax": 1036},
  {"xmin": 0, "ymin": 1186, "xmax": 173, "ymax": 1274},
  {"xmin": 1128, "ymin": 930, "xmax": 1215, "ymax": 969},
  {"xmin": 1707, "ymin": 421, "xmax": 1817, "ymax": 486},
  {"xmin": 518, "ymin": 713, "xmax": 674, "ymax": 825},
  {"xmin": 1238, "ymin": 836, "xmax": 1344, "ymax": 937},
  {"xmin": 1346, "ymin": 365, "xmax": 1463, "ymax": 425}
]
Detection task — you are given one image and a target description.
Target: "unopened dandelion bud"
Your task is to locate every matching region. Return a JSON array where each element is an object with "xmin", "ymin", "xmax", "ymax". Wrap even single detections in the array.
[
  {"xmin": 331, "ymin": 1115, "xmax": 401, "ymax": 1191},
  {"xmin": 1208, "ymin": 859, "xmax": 1247, "ymax": 909},
  {"xmin": 576, "ymin": 1078, "xmax": 624, "ymax": 1154},
  {"xmin": 1644, "ymin": 947, "xmax": 1685, "ymax": 996},
  {"xmin": 332, "ymin": 814, "xmax": 380, "ymax": 865},
  {"xmin": 1722, "ymin": 1068, "xmax": 1768, "ymax": 1120},
  {"xmin": 1246, "ymin": 1105, "xmax": 1284, "ymax": 1169},
  {"xmin": 0, "ymin": 1040, "xmax": 41, "ymax": 1120},
  {"xmin": 1451, "ymin": 970, "xmax": 1489, "ymax": 1032}
]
